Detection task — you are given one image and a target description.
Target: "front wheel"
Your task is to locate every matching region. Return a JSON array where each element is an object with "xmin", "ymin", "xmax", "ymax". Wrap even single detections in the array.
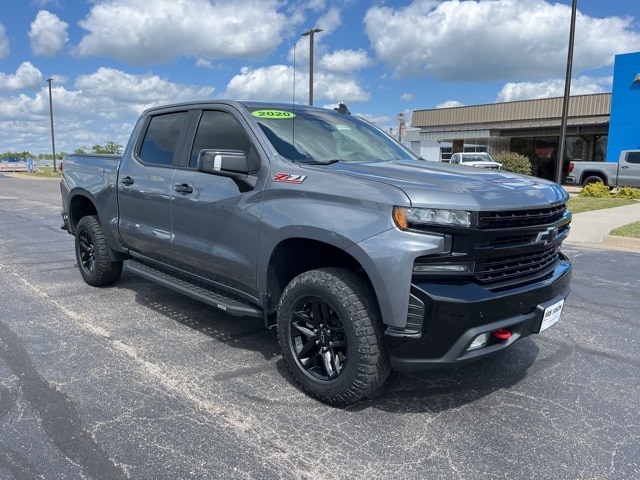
[
  {"xmin": 277, "ymin": 268, "xmax": 390, "ymax": 406},
  {"xmin": 75, "ymin": 215, "xmax": 123, "ymax": 287}
]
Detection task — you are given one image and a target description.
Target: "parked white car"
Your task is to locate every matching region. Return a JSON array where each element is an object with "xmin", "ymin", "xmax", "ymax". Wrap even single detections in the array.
[{"xmin": 450, "ymin": 152, "xmax": 503, "ymax": 170}]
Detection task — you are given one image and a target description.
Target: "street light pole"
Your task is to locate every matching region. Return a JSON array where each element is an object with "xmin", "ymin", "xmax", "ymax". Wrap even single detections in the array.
[
  {"xmin": 301, "ymin": 28, "xmax": 322, "ymax": 106},
  {"xmin": 47, "ymin": 78, "xmax": 57, "ymax": 172},
  {"xmin": 556, "ymin": 0, "xmax": 577, "ymax": 184}
]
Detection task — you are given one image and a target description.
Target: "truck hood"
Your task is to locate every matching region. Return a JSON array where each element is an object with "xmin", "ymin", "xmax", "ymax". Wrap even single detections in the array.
[{"xmin": 325, "ymin": 159, "xmax": 567, "ymax": 210}]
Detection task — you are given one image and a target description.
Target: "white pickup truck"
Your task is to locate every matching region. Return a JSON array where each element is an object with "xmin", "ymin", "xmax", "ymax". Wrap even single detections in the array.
[
  {"xmin": 449, "ymin": 152, "xmax": 503, "ymax": 170},
  {"xmin": 566, "ymin": 150, "xmax": 640, "ymax": 187}
]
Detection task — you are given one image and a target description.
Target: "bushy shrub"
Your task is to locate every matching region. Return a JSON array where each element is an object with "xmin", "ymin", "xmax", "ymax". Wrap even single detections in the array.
[
  {"xmin": 579, "ymin": 182, "xmax": 611, "ymax": 198},
  {"xmin": 615, "ymin": 186, "xmax": 640, "ymax": 199},
  {"xmin": 493, "ymin": 151, "xmax": 532, "ymax": 175}
]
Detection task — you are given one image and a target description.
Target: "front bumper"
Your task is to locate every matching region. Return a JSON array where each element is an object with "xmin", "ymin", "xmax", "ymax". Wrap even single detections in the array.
[{"xmin": 385, "ymin": 253, "xmax": 572, "ymax": 371}]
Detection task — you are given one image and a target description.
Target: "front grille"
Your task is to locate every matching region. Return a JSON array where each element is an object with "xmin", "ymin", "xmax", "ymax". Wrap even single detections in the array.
[
  {"xmin": 474, "ymin": 246, "xmax": 558, "ymax": 283},
  {"xmin": 412, "ymin": 202, "xmax": 570, "ymax": 287},
  {"xmin": 479, "ymin": 205, "xmax": 566, "ymax": 229},
  {"xmin": 476, "ymin": 233, "xmax": 535, "ymax": 248}
]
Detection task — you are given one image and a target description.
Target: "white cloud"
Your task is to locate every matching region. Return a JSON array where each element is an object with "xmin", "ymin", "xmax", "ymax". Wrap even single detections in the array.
[
  {"xmin": 0, "ymin": 62, "xmax": 43, "ymax": 92},
  {"xmin": 315, "ymin": 73, "xmax": 370, "ymax": 103},
  {"xmin": 436, "ymin": 100, "xmax": 464, "ymax": 109},
  {"xmin": 320, "ymin": 49, "xmax": 372, "ymax": 72},
  {"xmin": 29, "ymin": 10, "xmax": 69, "ymax": 57},
  {"xmin": 75, "ymin": 0, "xmax": 290, "ymax": 65},
  {"xmin": 0, "ymin": 67, "xmax": 215, "ymax": 154},
  {"xmin": 496, "ymin": 75, "xmax": 613, "ymax": 102},
  {"xmin": 400, "ymin": 92, "xmax": 414, "ymax": 102},
  {"xmin": 74, "ymin": 67, "xmax": 215, "ymax": 113},
  {"xmin": 224, "ymin": 65, "xmax": 298, "ymax": 102},
  {"xmin": 306, "ymin": 0, "xmax": 327, "ymax": 12},
  {"xmin": 364, "ymin": 0, "xmax": 640, "ymax": 81},
  {"xmin": 315, "ymin": 6, "xmax": 341, "ymax": 35},
  {"xmin": 224, "ymin": 65, "xmax": 370, "ymax": 104},
  {"xmin": 0, "ymin": 24, "xmax": 9, "ymax": 58}
]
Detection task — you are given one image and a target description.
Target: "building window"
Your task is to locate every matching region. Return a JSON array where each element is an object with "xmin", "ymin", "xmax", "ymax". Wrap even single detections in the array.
[
  {"xmin": 594, "ymin": 136, "xmax": 607, "ymax": 161},
  {"xmin": 564, "ymin": 137, "xmax": 585, "ymax": 161},
  {"xmin": 463, "ymin": 146, "xmax": 488, "ymax": 153},
  {"xmin": 440, "ymin": 147, "xmax": 452, "ymax": 162}
]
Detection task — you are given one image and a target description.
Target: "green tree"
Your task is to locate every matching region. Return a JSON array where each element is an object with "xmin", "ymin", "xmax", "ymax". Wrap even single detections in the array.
[
  {"xmin": 73, "ymin": 142, "xmax": 123, "ymax": 154},
  {"xmin": 91, "ymin": 141, "xmax": 123, "ymax": 154},
  {"xmin": 37, "ymin": 152, "xmax": 65, "ymax": 160},
  {"xmin": 1, "ymin": 150, "xmax": 34, "ymax": 159}
]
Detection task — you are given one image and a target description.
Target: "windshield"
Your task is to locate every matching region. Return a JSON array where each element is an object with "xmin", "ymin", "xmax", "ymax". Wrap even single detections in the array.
[
  {"xmin": 246, "ymin": 106, "xmax": 419, "ymax": 164},
  {"xmin": 461, "ymin": 154, "xmax": 492, "ymax": 163}
]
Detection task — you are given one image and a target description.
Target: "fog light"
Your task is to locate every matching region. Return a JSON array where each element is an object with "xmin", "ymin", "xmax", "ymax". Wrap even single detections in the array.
[{"xmin": 468, "ymin": 333, "xmax": 490, "ymax": 351}]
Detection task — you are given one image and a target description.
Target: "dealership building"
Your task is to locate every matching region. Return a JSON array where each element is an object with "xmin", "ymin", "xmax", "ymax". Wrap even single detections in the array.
[{"xmin": 406, "ymin": 52, "xmax": 640, "ymax": 181}]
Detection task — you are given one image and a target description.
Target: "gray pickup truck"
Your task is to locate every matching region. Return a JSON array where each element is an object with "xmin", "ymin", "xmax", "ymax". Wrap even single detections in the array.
[
  {"xmin": 565, "ymin": 149, "xmax": 640, "ymax": 187},
  {"xmin": 61, "ymin": 100, "xmax": 572, "ymax": 405}
]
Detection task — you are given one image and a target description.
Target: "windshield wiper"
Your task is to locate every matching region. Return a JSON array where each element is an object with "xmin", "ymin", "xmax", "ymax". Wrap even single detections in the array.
[{"xmin": 297, "ymin": 159, "xmax": 342, "ymax": 165}]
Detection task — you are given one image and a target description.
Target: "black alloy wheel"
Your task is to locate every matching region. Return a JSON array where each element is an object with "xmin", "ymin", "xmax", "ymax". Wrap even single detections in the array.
[
  {"xmin": 77, "ymin": 227, "xmax": 96, "ymax": 274},
  {"xmin": 290, "ymin": 296, "xmax": 348, "ymax": 381}
]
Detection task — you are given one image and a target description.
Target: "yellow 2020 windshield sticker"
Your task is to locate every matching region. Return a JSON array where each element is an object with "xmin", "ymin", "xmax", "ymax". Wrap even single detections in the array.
[{"xmin": 252, "ymin": 110, "xmax": 295, "ymax": 119}]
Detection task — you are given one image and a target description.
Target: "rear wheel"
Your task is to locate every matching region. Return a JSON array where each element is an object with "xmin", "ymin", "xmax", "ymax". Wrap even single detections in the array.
[
  {"xmin": 582, "ymin": 175, "xmax": 606, "ymax": 186},
  {"xmin": 277, "ymin": 268, "xmax": 390, "ymax": 406},
  {"xmin": 75, "ymin": 215, "xmax": 123, "ymax": 286}
]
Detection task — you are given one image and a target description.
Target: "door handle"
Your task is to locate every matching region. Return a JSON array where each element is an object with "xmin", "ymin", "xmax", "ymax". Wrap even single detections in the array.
[
  {"xmin": 174, "ymin": 183, "xmax": 194, "ymax": 195},
  {"xmin": 121, "ymin": 176, "xmax": 134, "ymax": 186},
  {"xmin": 620, "ymin": 166, "xmax": 628, "ymax": 169}
]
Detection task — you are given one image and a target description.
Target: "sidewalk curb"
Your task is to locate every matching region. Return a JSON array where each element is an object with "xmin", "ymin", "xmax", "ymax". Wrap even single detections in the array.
[{"xmin": 565, "ymin": 235, "xmax": 640, "ymax": 253}]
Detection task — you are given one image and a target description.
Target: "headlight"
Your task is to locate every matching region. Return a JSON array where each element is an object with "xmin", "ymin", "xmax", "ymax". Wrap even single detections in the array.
[{"xmin": 393, "ymin": 206, "xmax": 473, "ymax": 230}]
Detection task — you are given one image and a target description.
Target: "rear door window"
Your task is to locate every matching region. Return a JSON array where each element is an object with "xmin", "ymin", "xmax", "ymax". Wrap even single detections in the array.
[
  {"xmin": 626, "ymin": 151, "xmax": 640, "ymax": 164},
  {"xmin": 138, "ymin": 112, "xmax": 188, "ymax": 166}
]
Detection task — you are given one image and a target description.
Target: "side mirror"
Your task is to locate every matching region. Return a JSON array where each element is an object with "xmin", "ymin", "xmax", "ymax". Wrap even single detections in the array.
[
  {"xmin": 197, "ymin": 149, "xmax": 250, "ymax": 175},
  {"xmin": 196, "ymin": 149, "xmax": 257, "ymax": 191}
]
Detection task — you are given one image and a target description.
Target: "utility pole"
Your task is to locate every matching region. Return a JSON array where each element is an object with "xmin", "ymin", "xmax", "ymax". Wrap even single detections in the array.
[
  {"xmin": 556, "ymin": 0, "xmax": 577, "ymax": 184},
  {"xmin": 47, "ymin": 78, "xmax": 57, "ymax": 172},
  {"xmin": 301, "ymin": 28, "xmax": 322, "ymax": 106}
]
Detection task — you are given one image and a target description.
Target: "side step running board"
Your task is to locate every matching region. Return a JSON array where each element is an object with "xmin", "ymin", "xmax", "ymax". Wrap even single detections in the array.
[{"xmin": 126, "ymin": 260, "xmax": 262, "ymax": 318}]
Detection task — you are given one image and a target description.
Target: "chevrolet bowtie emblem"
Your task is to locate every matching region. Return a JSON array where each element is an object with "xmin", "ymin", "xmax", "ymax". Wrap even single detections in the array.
[{"xmin": 535, "ymin": 227, "xmax": 559, "ymax": 245}]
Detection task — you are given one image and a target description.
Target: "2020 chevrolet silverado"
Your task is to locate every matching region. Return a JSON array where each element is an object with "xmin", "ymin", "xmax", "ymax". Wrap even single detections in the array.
[{"xmin": 61, "ymin": 100, "xmax": 572, "ymax": 405}]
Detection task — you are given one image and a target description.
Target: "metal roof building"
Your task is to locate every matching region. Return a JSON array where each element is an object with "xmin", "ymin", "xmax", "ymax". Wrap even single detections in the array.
[{"xmin": 407, "ymin": 93, "xmax": 611, "ymax": 181}]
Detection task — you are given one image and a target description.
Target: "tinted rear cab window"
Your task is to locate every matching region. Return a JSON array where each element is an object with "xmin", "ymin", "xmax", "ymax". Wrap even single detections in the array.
[{"xmin": 138, "ymin": 112, "xmax": 188, "ymax": 166}]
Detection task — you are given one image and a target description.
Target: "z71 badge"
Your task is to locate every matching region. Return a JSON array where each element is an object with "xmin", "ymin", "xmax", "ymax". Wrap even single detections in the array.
[{"xmin": 273, "ymin": 173, "xmax": 307, "ymax": 184}]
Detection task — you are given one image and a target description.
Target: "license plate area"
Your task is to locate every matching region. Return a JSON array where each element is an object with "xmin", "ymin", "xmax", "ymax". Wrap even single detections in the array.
[{"xmin": 538, "ymin": 298, "xmax": 564, "ymax": 333}]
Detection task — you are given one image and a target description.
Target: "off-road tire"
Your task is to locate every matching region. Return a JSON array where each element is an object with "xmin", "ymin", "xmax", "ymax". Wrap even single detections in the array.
[
  {"xmin": 277, "ymin": 268, "xmax": 391, "ymax": 406},
  {"xmin": 75, "ymin": 215, "xmax": 123, "ymax": 287}
]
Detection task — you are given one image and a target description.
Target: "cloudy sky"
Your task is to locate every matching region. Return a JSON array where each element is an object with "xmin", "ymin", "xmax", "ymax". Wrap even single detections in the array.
[{"xmin": 1, "ymin": 0, "xmax": 639, "ymax": 155}]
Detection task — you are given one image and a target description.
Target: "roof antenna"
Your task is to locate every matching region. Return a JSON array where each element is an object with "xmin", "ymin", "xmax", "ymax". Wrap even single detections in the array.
[
  {"xmin": 292, "ymin": 42, "xmax": 296, "ymax": 149},
  {"xmin": 334, "ymin": 102, "xmax": 350, "ymax": 115}
]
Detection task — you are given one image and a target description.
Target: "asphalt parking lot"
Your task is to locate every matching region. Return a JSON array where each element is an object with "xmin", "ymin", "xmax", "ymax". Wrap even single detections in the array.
[{"xmin": 1, "ymin": 174, "xmax": 639, "ymax": 479}]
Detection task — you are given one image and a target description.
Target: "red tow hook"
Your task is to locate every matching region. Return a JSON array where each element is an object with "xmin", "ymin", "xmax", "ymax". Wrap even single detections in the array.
[{"xmin": 491, "ymin": 328, "xmax": 512, "ymax": 340}]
